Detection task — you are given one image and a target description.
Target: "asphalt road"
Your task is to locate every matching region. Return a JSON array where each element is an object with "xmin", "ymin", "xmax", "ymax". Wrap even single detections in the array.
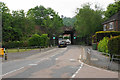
[{"xmin": 1, "ymin": 45, "xmax": 119, "ymax": 78}]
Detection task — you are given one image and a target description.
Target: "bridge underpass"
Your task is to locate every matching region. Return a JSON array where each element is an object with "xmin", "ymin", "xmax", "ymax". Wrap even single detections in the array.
[{"xmin": 62, "ymin": 30, "xmax": 75, "ymax": 45}]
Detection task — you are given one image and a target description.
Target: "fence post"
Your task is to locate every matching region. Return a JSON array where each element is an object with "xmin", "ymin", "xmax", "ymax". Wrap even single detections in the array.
[
  {"xmin": 17, "ymin": 48, "xmax": 19, "ymax": 52},
  {"xmin": 25, "ymin": 47, "xmax": 27, "ymax": 51},
  {"xmin": 6, "ymin": 48, "xmax": 8, "ymax": 53}
]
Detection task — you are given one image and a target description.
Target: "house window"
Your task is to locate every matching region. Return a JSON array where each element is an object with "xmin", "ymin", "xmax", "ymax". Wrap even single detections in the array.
[
  {"xmin": 104, "ymin": 25, "xmax": 106, "ymax": 31},
  {"xmin": 109, "ymin": 22, "xmax": 114, "ymax": 29}
]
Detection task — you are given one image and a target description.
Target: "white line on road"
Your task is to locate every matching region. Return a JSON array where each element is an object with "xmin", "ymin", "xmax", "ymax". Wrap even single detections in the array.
[
  {"xmin": 2, "ymin": 67, "xmax": 24, "ymax": 77},
  {"xmin": 71, "ymin": 60, "xmax": 84, "ymax": 78},
  {"xmin": 29, "ymin": 64, "xmax": 37, "ymax": 66}
]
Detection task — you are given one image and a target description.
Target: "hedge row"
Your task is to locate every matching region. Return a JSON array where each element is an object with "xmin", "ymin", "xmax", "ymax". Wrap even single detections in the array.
[
  {"xmin": 108, "ymin": 36, "xmax": 120, "ymax": 55},
  {"xmin": 3, "ymin": 34, "xmax": 50, "ymax": 48},
  {"xmin": 94, "ymin": 31, "xmax": 120, "ymax": 42},
  {"xmin": 3, "ymin": 41, "xmax": 27, "ymax": 48}
]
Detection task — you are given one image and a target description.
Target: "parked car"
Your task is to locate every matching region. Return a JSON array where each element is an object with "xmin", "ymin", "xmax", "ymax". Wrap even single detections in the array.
[{"xmin": 58, "ymin": 41, "xmax": 67, "ymax": 48}]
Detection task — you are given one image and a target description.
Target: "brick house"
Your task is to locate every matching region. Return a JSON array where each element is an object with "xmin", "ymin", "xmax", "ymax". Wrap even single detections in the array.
[{"xmin": 102, "ymin": 11, "xmax": 120, "ymax": 31}]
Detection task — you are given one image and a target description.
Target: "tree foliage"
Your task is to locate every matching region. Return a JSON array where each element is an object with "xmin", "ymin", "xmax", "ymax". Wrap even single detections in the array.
[
  {"xmin": 105, "ymin": 1, "xmax": 120, "ymax": 18},
  {"xmin": 1, "ymin": 2, "xmax": 63, "ymax": 47},
  {"xmin": 62, "ymin": 17, "xmax": 76, "ymax": 27},
  {"xmin": 27, "ymin": 6, "xmax": 63, "ymax": 37},
  {"xmin": 75, "ymin": 4, "xmax": 103, "ymax": 37}
]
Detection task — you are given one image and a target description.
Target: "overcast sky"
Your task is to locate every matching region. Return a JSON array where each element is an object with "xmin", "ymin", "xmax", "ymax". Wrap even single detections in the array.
[{"xmin": 0, "ymin": 0, "xmax": 115, "ymax": 18}]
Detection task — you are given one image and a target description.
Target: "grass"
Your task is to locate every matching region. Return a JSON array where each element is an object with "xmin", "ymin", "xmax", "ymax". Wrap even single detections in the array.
[{"xmin": 6, "ymin": 48, "xmax": 39, "ymax": 53}]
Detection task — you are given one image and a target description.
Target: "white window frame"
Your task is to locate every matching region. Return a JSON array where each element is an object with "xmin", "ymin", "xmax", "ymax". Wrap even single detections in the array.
[
  {"xmin": 104, "ymin": 25, "xmax": 106, "ymax": 31},
  {"xmin": 109, "ymin": 22, "xmax": 114, "ymax": 29}
]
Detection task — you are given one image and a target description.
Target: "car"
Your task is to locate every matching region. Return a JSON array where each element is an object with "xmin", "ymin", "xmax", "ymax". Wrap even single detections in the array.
[
  {"xmin": 58, "ymin": 41, "xmax": 67, "ymax": 48},
  {"xmin": 66, "ymin": 39, "xmax": 71, "ymax": 44}
]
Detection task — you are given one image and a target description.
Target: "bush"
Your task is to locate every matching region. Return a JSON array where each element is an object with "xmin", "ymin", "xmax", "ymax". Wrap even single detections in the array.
[
  {"xmin": 28, "ymin": 34, "xmax": 49, "ymax": 47},
  {"xmin": 3, "ymin": 41, "xmax": 24, "ymax": 48},
  {"xmin": 98, "ymin": 37, "xmax": 109, "ymax": 53},
  {"xmin": 95, "ymin": 31, "xmax": 120, "ymax": 42},
  {"xmin": 28, "ymin": 34, "xmax": 41, "ymax": 46},
  {"xmin": 40, "ymin": 34, "xmax": 49, "ymax": 47},
  {"xmin": 108, "ymin": 36, "xmax": 120, "ymax": 55}
]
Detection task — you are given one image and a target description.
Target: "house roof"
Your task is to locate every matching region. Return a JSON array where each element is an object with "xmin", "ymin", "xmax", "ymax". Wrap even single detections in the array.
[{"xmin": 102, "ymin": 11, "xmax": 120, "ymax": 24}]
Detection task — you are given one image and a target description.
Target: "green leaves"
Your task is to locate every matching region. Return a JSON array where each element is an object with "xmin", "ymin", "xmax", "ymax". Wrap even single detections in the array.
[
  {"xmin": 105, "ymin": 1, "xmax": 120, "ymax": 18},
  {"xmin": 62, "ymin": 17, "xmax": 76, "ymax": 27},
  {"xmin": 75, "ymin": 4, "xmax": 103, "ymax": 37},
  {"xmin": 28, "ymin": 34, "xmax": 49, "ymax": 47},
  {"xmin": 98, "ymin": 37, "xmax": 109, "ymax": 53}
]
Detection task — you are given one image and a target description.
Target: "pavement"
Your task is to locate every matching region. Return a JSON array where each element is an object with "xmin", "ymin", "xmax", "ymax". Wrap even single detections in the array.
[
  {"xmin": 1, "ymin": 45, "xmax": 119, "ymax": 79},
  {"xmin": 82, "ymin": 46, "xmax": 119, "ymax": 71}
]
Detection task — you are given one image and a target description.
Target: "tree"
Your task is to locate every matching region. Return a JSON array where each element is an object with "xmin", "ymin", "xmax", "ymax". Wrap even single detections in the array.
[
  {"xmin": 75, "ymin": 4, "xmax": 103, "ymax": 44},
  {"xmin": 27, "ymin": 6, "xmax": 63, "ymax": 37},
  {"xmin": 27, "ymin": 5, "xmax": 48, "ymax": 26},
  {"xmin": 105, "ymin": 1, "xmax": 120, "ymax": 18},
  {"xmin": 62, "ymin": 17, "xmax": 76, "ymax": 27}
]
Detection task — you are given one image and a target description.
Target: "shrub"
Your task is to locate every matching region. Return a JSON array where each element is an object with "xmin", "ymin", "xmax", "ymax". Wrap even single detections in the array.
[
  {"xmin": 28, "ymin": 34, "xmax": 41, "ymax": 46},
  {"xmin": 28, "ymin": 34, "xmax": 49, "ymax": 47},
  {"xmin": 40, "ymin": 34, "xmax": 49, "ymax": 47},
  {"xmin": 108, "ymin": 36, "xmax": 120, "ymax": 55},
  {"xmin": 95, "ymin": 31, "xmax": 120, "ymax": 42},
  {"xmin": 3, "ymin": 41, "xmax": 24, "ymax": 48},
  {"xmin": 98, "ymin": 37, "xmax": 109, "ymax": 53}
]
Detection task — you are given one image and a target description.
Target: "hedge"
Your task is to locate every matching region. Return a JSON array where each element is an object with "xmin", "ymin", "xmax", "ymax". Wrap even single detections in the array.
[
  {"xmin": 108, "ymin": 36, "xmax": 120, "ymax": 55},
  {"xmin": 28, "ymin": 34, "xmax": 41, "ymax": 46},
  {"xmin": 3, "ymin": 41, "xmax": 24, "ymax": 48},
  {"xmin": 28, "ymin": 34, "xmax": 49, "ymax": 47},
  {"xmin": 3, "ymin": 34, "xmax": 49, "ymax": 48},
  {"xmin": 95, "ymin": 31, "xmax": 120, "ymax": 42}
]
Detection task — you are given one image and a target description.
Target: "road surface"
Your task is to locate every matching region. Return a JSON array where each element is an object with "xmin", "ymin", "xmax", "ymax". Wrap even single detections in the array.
[{"xmin": 1, "ymin": 45, "xmax": 119, "ymax": 79}]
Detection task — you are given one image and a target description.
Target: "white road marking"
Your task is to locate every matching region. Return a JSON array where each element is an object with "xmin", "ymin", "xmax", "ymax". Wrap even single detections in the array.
[
  {"xmin": 79, "ymin": 55, "xmax": 81, "ymax": 59},
  {"xmin": 71, "ymin": 60, "xmax": 83, "ymax": 78},
  {"xmin": 29, "ymin": 64, "xmax": 37, "ymax": 66},
  {"xmin": 69, "ymin": 59, "xmax": 75, "ymax": 62},
  {"xmin": 55, "ymin": 58, "xmax": 58, "ymax": 60},
  {"xmin": 2, "ymin": 67, "xmax": 24, "ymax": 77},
  {"xmin": 35, "ymin": 58, "xmax": 48, "ymax": 63}
]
